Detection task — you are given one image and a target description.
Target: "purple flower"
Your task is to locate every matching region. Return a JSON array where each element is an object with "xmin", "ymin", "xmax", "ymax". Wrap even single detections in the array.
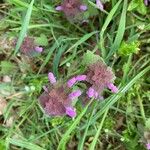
[
  {"xmin": 146, "ymin": 143, "xmax": 150, "ymax": 150},
  {"xmin": 39, "ymin": 85, "xmax": 72, "ymax": 117},
  {"xmin": 48, "ymin": 72, "xmax": 56, "ymax": 84},
  {"xmin": 56, "ymin": 5, "xmax": 63, "ymax": 11},
  {"xmin": 67, "ymin": 77, "xmax": 77, "ymax": 87},
  {"xmin": 86, "ymin": 87, "xmax": 99, "ymax": 99},
  {"xmin": 17, "ymin": 36, "xmax": 43, "ymax": 57},
  {"xmin": 69, "ymin": 90, "xmax": 82, "ymax": 100},
  {"xmin": 86, "ymin": 61, "xmax": 116, "ymax": 94},
  {"xmin": 96, "ymin": 0, "xmax": 104, "ymax": 11},
  {"xmin": 76, "ymin": 75, "xmax": 87, "ymax": 81},
  {"xmin": 107, "ymin": 83, "xmax": 118, "ymax": 93},
  {"xmin": 55, "ymin": 0, "xmax": 87, "ymax": 22},
  {"xmin": 35, "ymin": 46, "xmax": 43, "ymax": 53},
  {"xmin": 79, "ymin": 5, "xmax": 87, "ymax": 11},
  {"xmin": 65, "ymin": 107, "xmax": 76, "ymax": 118},
  {"xmin": 86, "ymin": 87, "xmax": 95, "ymax": 98}
]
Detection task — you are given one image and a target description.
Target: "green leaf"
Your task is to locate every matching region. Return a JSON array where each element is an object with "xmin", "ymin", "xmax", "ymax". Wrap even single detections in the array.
[
  {"xmin": 128, "ymin": 0, "xmax": 139, "ymax": 11},
  {"xmin": 82, "ymin": 50, "xmax": 104, "ymax": 66},
  {"xmin": 35, "ymin": 34, "xmax": 48, "ymax": 46},
  {"xmin": 0, "ymin": 61, "xmax": 16, "ymax": 75},
  {"xmin": 128, "ymin": 0, "xmax": 147, "ymax": 15},
  {"xmin": 118, "ymin": 41, "xmax": 140, "ymax": 56},
  {"xmin": 137, "ymin": 0, "xmax": 147, "ymax": 15},
  {"xmin": 0, "ymin": 140, "xmax": 6, "ymax": 150}
]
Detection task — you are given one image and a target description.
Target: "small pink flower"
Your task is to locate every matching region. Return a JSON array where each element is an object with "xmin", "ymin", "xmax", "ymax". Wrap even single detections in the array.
[
  {"xmin": 65, "ymin": 107, "xmax": 76, "ymax": 118},
  {"xmin": 35, "ymin": 46, "xmax": 43, "ymax": 53},
  {"xmin": 107, "ymin": 83, "xmax": 118, "ymax": 93},
  {"xmin": 48, "ymin": 72, "xmax": 56, "ymax": 84},
  {"xmin": 144, "ymin": 0, "xmax": 148, "ymax": 6},
  {"xmin": 69, "ymin": 90, "xmax": 82, "ymax": 100},
  {"xmin": 56, "ymin": 6, "xmax": 63, "ymax": 11},
  {"xmin": 80, "ymin": 5, "xmax": 87, "ymax": 11},
  {"xmin": 86, "ymin": 87, "xmax": 95, "ymax": 98},
  {"xmin": 96, "ymin": 0, "xmax": 104, "ymax": 11},
  {"xmin": 67, "ymin": 77, "xmax": 77, "ymax": 87},
  {"xmin": 76, "ymin": 75, "xmax": 87, "ymax": 81},
  {"xmin": 146, "ymin": 143, "xmax": 150, "ymax": 150}
]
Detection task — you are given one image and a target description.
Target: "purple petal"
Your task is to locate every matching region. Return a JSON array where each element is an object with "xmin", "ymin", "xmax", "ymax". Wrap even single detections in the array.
[
  {"xmin": 76, "ymin": 75, "xmax": 87, "ymax": 81},
  {"xmin": 80, "ymin": 5, "xmax": 87, "ymax": 11},
  {"xmin": 35, "ymin": 46, "xmax": 43, "ymax": 53},
  {"xmin": 67, "ymin": 77, "xmax": 76, "ymax": 87},
  {"xmin": 69, "ymin": 90, "xmax": 82, "ymax": 100},
  {"xmin": 56, "ymin": 6, "xmax": 63, "ymax": 11},
  {"xmin": 96, "ymin": 0, "xmax": 104, "ymax": 11},
  {"xmin": 86, "ymin": 87, "xmax": 95, "ymax": 98},
  {"xmin": 48, "ymin": 72, "xmax": 56, "ymax": 84},
  {"xmin": 144, "ymin": 0, "xmax": 148, "ymax": 5},
  {"xmin": 107, "ymin": 83, "xmax": 118, "ymax": 93},
  {"xmin": 65, "ymin": 107, "xmax": 76, "ymax": 118},
  {"xmin": 146, "ymin": 143, "xmax": 150, "ymax": 150}
]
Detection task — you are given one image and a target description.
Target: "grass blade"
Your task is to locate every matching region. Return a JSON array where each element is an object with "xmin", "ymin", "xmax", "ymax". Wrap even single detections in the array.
[
  {"xmin": 78, "ymin": 102, "xmax": 97, "ymax": 150},
  {"xmin": 53, "ymin": 44, "xmax": 68, "ymax": 77},
  {"xmin": 14, "ymin": 0, "xmax": 34, "ymax": 55},
  {"xmin": 38, "ymin": 37, "xmax": 64, "ymax": 74},
  {"xmin": 57, "ymin": 101, "xmax": 92, "ymax": 150},
  {"xmin": 89, "ymin": 109, "xmax": 108, "ymax": 150},
  {"xmin": 100, "ymin": 0, "xmax": 122, "ymax": 58},
  {"xmin": 106, "ymin": 0, "xmax": 128, "ymax": 60},
  {"xmin": 66, "ymin": 31, "xmax": 98, "ymax": 53},
  {"xmin": 8, "ymin": 138, "xmax": 45, "ymax": 150}
]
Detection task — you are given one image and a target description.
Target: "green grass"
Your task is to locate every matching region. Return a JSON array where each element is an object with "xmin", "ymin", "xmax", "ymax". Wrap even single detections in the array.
[{"xmin": 0, "ymin": 0, "xmax": 150, "ymax": 150}]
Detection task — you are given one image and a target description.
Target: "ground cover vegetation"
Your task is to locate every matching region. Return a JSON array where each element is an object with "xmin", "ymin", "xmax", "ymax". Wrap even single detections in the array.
[{"xmin": 0, "ymin": 0, "xmax": 150, "ymax": 149}]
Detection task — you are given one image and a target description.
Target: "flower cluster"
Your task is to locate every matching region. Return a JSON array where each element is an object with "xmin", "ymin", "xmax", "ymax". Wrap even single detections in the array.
[
  {"xmin": 39, "ymin": 60, "xmax": 118, "ymax": 118},
  {"xmin": 67, "ymin": 61, "xmax": 118, "ymax": 100},
  {"xmin": 55, "ymin": 0, "xmax": 87, "ymax": 22},
  {"xmin": 39, "ymin": 72, "xmax": 82, "ymax": 118}
]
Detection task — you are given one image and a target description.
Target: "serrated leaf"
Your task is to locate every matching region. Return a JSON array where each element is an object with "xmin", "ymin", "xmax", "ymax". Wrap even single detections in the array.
[{"xmin": 118, "ymin": 41, "xmax": 140, "ymax": 56}]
